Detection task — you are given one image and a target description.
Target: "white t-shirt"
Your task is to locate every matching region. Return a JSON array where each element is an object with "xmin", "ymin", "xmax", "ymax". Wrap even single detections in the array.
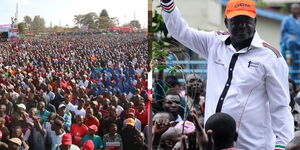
[
  {"xmin": 52, "ymin": 144, "xmax": 80, "ymax": 150},
  {"xmin": 71, "ymin": 106, "xmax": 86, "ymax": 117},
  {"xmin": 49, "ymin": 131, "xmax": 65, "ymax": 149}
]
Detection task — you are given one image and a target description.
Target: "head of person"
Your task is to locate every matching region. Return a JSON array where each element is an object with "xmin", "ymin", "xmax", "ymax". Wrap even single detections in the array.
[
  {"xmin": 75, "ymin": 115, "xmax": 84, "ymax": 126},
  {"xmin": 78, "ymin": 99, "xmax": 85, "ymax": 109},
  {"xmin": 224, "ymin": 0, "xmax": 257, "ymax": 44},
  {"xmin": 8, "ymin": 138, "xmax": 22, "ymax": 150},
  {"xmin": 58, "ymin": 104, "xmax": 66, "ymax": 116},
  {"xmin": 109, "ymin": 123, "xmax": 118, "ymax": 135},
  {"xmin": 133, "ymin": 132, "xmax": 145, "ymax": 147},
  {"xmin": 291, "ymin": 3, "xmax": 300, "ymax": 17},
  {"xmin": 51, "ymin": 119, "xmax": 64, "ymax": 132},
  {"xmin": 86, "ymin": 108, "xmax": 94, "ymax": 118},
  {"xmin": 159, "ymin": 127, "xmax": 182, "ymax": 150},
  {"xmin": 37, "ymin": 101, "xmax": 46, "ymax": 111},
  {"xmin": 110, "ymin": 96, "xmax": 118, "ymax": 107},
  {"xmin": 165, "ymin": 75, "xmax": 180, "ymax": 92},
  {"xmin": 102, "ymin": 98, "xmax": 110, "ymax": 109},
  {"xmin": 82, "ymin": 140, "xmax": 94, "ymax": 150},
  {"xmin": 0, "ymin": 104, "xmax": 6, "ymax": 114},
  {"xmin": 286, "ymin": 136, "xmax": 300, "ymax": 150},
  {"xmin": 60, "ymin": 133, "xmax": 73, "ymax": 150},
  {"xmin": 88, "ymin": 125, "xmax": 98, "ymax": 136},
  {"xmin": 12, "ymin": 126, "xmax": 23, "ymax": 138},
  {"xmin": 162, "ymin": 91, "xmax": 181, "ymax": 119},
  {"xmin": 125, "ymin": 118, "xmax": 135, "ymax": 129},
  {"xmin": 205, "ymin": 113, "xmax": 238, "ymax": 149},
  {"xmin": 185, "ymin": 74, "xmax": 202, "ymax": 98}
]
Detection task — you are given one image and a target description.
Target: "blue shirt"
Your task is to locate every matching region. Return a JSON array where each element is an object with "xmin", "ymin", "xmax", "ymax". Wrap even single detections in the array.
[
  {"xmin": 81, "ymin": 135, "xmax": 103, "ymax": 150},
  {"xmin": 281, "ymin": 15, "xmax": 300, "ymax": 44}
]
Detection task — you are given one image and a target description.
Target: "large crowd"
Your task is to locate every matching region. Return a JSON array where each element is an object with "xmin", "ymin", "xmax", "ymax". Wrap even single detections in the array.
[{"xmin": 0, "ymin": 31, "xmax": 149, "ymax": 150}]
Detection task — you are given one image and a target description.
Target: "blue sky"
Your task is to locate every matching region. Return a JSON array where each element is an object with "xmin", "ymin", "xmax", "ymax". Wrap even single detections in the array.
[{"xmin": 0, "ymin": 0, "xmax": 148, "ymax": 28}]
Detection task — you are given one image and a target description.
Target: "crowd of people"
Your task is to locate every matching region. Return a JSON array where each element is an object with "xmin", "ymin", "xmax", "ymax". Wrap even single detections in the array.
[{"xmin": 0, "ymin": 31, "xmax": 149, "ymax": 150}]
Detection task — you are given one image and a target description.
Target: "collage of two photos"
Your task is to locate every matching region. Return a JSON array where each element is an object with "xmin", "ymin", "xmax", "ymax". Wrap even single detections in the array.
[{"xmin": 1, "ymin": 0, "xmax": 300, "ymax": 149}]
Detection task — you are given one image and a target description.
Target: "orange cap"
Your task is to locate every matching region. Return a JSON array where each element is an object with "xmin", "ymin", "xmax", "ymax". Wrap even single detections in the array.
[{"xmin": 225, "ymin": 0, "xmax": 256, "ymax": 19}]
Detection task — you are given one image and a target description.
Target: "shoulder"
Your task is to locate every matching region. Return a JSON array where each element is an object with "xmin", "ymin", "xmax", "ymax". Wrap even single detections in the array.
[{"xmin": 260, "ymin": 42, "xmax": 282, "ymax": 59}]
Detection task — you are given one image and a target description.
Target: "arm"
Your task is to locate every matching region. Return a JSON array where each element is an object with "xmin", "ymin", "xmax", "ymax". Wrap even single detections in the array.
[
  {"xmin": 161, "ymin": 0, "xmax": 215, "ymax": 59},
  {"xmin": 265, "ymin": 57, "xmax": 294, "ymax": 149}
]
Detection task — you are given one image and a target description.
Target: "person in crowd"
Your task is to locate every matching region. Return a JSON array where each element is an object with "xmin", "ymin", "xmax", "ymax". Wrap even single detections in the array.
[
  {"xmin": 81, "ymin": 125, "xmax": 103, "ymax": 150},
  {"xmin": 52, "ymin": 133, "xmax": 80, "ymax": 150},
  {"xmin": 281, "ymin": 3, "xmax": 300, "ymax": 62},
  {"xmin": 103, "ymin": 123, "xmax": 123, "ymax": 150},
  {"xmin": 160, "ymin": 0, "xmax": 294, "ymax": 149},
  {"xmin": 48, "ymin": 119, "xmax": 65, "ymax": 149},
  {"xmin": 70, "ymin": 115, "xmax": 88, "ymax": 147},
  {"xmin": 120, "ymin": 118, "xmax": 142, "ymax": 150}
]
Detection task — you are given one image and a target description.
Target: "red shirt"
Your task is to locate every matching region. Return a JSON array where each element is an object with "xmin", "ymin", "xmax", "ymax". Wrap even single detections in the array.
[
  {"xmin": 84, "ymin": 116, "xmax": 100, "ymax": 127},
  {"xmin": 136, "ymin": 109, "xmax": 148, "ymax": 126},
  {"xmin": 70, "ymin": 124, "xmax": 88, "ymax": 146}
]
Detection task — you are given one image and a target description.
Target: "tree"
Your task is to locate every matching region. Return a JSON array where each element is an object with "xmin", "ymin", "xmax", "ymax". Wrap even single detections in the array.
[
  {"xmin": 98, "ymin": 10, "xmax": 115, "ymax": 29},
  {"xmin": 73, "ymin": 13, "xmax": 98, "ymax": 29},
  {"xmin": 17, "ymin": 22, "xmax": 26, "ymax": 34},
  {"xmin": 31, "ymin": 15, "xmax": 46, "ymax": 31},
  {"xmin": 100, "ymin": 9, "xmax": 109, "ymax": 17},
  {"xmin": 125, "ymin": 20, "xmax": 141, "ymax": 29},
  {"xmin": 23, "ymin": 15, "xmax": 32, "ymax": 29}
]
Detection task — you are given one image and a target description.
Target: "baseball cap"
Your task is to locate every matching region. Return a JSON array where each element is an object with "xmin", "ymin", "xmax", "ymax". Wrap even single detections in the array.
[
  {"xmin": 89, "ymin": 125, "xmax": 98, "ymax": 132},
  {"xmin": 125, "ymin": 118, "xmax": 135, "ymax": 126},
  {"xmin": 58, "ymin": 104, "xmax": 66, "ymax": 109},
  {"xmin": 62, "ymin": 133, "xmax": 72, "ymax": 145},
  {"xmin": 9, "ymin": 138, "xmax": 22, "ymax": 146},
  {"xmin": 225, "ymin": 0, "xmax": 256, "ymax": 19},
  {"xmin": 17, "ymin": 103, "xmax": 26, "ymax": 110},
  {"xmin": 83, "ymin": 140, "xmax": 94, "ymax": 150}
]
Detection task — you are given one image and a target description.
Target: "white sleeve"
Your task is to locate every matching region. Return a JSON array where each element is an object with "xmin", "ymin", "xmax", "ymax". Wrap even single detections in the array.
[
  {"xmin": 265, "ymin": 57, "xmax": 294, "ymax": 149},
  {"xmin": 161, "ymin": 0, "xmax": 215, "ymax": 59}
]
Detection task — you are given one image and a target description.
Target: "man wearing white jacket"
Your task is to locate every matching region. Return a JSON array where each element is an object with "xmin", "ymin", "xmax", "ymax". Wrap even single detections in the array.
[{"xmin": 160, "ymin": 0, "xmax": 294, "ymax": 149}]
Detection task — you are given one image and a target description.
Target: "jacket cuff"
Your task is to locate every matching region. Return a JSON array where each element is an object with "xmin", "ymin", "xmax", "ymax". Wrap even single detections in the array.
[
  {"xmin": 274, "ymin": 144, "xmax": 286, "ymax": 150},
  {"xmin": 160, "ymin": 0, "xmax": 175, "ymax": 13}
]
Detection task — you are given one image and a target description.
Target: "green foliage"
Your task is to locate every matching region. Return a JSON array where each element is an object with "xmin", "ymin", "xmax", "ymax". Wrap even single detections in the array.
[
  {"xmin": 31, "ymin": 15, "xmax": 46, "ymax": 31},
  {"xmin": 256, "ymin": 1, "xmax": 268, "ymax": 8},
  {"xmin": 124, "ymin": 20, "xmax": 141, "ymax": 29},
  {"xmin": 23, "ymin": 16, "xmax": 32, "ymax": 29},
  {"xmin": 74, "ymin": 10, "xmax": 116, "ymax": 30},
  {"xmin": 17, "ymin": 22, "xmax": 26, "ymax": 34},
  {"xmin": 100, "ymin": 9, "xmax": 109, "ymax": 17},
  {"xmin": 152, "ymin": 10, "xmax": 168, "ymax": 38}
]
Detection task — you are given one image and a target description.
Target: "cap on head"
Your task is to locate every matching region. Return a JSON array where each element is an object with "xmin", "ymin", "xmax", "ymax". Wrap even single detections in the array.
[
  {"xmin": 125, "ymin": 118, "xmax": 135, "ymax": 126},
  {"xmin": 88, "ymin": 125, "xmax": 98, "ymax": 132},
  {"xmin": 62, "ymin": 133, "xmax": 72, "ymax": 145},
  {"xmin": 83, "ymin": 140, "xmax": 94, "ymax": 150},
  {"xmin": 225, "ymin": 0, "xmax": 256, "ymax": 19}
]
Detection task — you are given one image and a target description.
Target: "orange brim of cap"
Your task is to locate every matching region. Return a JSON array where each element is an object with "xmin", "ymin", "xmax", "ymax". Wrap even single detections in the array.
[{"xmin": 226, "ymin": 10, "xmax": 256, "ymax": 19}]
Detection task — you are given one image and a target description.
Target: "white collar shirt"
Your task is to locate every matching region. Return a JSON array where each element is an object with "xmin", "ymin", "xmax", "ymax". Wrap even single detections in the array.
[{"xmin": 161, "ymin": 2, "xmax": 294, "ymax": 150}]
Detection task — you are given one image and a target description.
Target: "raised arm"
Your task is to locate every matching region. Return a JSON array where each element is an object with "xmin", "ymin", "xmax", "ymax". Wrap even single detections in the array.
[{"xmin": 160, "ymin": 0, "xmax": 215, "ymax": 59}]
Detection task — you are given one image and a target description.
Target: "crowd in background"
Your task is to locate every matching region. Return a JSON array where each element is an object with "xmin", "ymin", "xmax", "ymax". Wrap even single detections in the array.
[{"xmin": 0, "ymin": 31, "xmax": 149, "ymax": 150}]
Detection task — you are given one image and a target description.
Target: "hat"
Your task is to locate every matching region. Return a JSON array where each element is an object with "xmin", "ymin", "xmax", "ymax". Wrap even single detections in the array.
[
  {"xmin": 58, "ymin": 104, "xmax": 66, "ymax": 109},
  {"xmin": 225, "ymin": 0, "xmax": 256, "ymax": 19},
  {"xmin": 17, "ymin": 103, "xmax": 26, "ymax": 110},
  {"xmin": 9, "ymin": 138, "xmax": 22, "ymax": 146},
  {"xmin": 125, "ymin": 118, "xmax": 135, "ymax": 126},
  {"xmin": 89, "ymin": 125, "xmax": 98, "ymax": 132},
  {"xmin": 83, "ymin": 140, "xmax": 94, "ymax": 150},
  {"xmin": 62, "ymin": 133, "xmax": 72, "ymax": 145}
]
